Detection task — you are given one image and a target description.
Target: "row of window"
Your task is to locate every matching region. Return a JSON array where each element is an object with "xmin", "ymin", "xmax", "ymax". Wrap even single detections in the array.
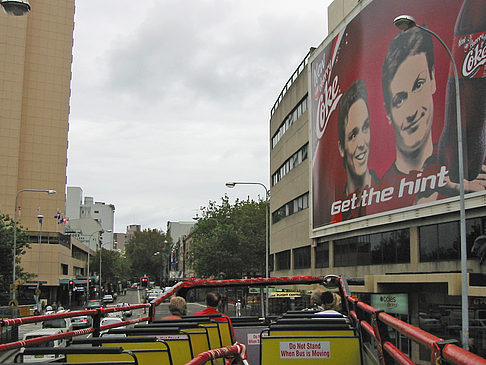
[
  {"xmin": 419, "ymin": 216, "xmax": 485, "ymax": 262},
  {"xmin": 272, "ymin": 144, "xmax": 308, "ymax": 186},
  {"xmin": 272, "ymin": 192, "xmax": 309, "ymax": 224},
  {"xmin": 272, "ymin": 216, "xmax": 486, "ymax": 270},
  {"xmin": 271, "ymin": 96, "xmax": 307, "ymax": 149}
]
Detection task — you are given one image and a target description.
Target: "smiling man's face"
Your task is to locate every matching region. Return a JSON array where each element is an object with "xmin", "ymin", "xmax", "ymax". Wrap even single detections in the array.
[
  {"xmin": 339, "ymin": 98, "xmax": 370, "ymax": 179},
  {"xmin": 387, "ymin": 52, "xmax": 436, "ymax": 156}
]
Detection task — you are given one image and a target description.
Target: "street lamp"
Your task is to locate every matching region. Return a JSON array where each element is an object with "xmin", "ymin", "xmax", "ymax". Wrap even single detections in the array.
[
  {"xmin": 86, "ymin": 229, "xmax": 103, "ymax": 301},
  {"xmin": 35, "ymin": 214, "xmax": 43, "ymax": 312},
  {"xmin": 394, "ymin": 15, "xmax": 469, "ymax": 350},
  {"xmin": 226, "ymin": 181, "xmax": 270, "ymax": 315},
  {"xmin": 99, "ymin": 229, "xmax": 112, "ymax": 297},
  {"xmin": 0, "ymin": 0, "xmax": 30, "ymax": 16},
  {"xmin": 12, "ymin": 189, "xmax": 56, "ymax": 301}
]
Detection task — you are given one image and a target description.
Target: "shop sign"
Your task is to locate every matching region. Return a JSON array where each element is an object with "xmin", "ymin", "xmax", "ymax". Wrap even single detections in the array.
[{"xmin": 370, "ymin": 293, "xmax": 408, "ymax": 315}]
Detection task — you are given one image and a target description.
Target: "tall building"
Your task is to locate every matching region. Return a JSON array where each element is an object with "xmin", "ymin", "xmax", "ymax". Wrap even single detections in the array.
[
  {"xmin": 270, "ymin": 0, "xmax": 486, "ymax": 360},
  {"xmin": 0, "ymin": 1, "xmax": 77, "ymax": 305},
  {"xmin": 66, "ymin": 187, "xmax": 115, "ymax": 249}
]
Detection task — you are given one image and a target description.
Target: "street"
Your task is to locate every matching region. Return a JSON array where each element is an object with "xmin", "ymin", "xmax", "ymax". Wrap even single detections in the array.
[{"xmin": 2, "ymin": 288, "xmax": 206, "ymax": 362}]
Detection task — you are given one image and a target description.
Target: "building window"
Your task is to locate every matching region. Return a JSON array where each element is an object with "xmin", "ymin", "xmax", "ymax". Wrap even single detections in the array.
[
  {"xmin": 272, "ymin": 144, "xmax": 308, "ymax": 186},
  {"xmin": 293, "ymin": 246, "xmax": 311, "ymax": 269},
  {"xmin": 272, "ymin": 192, "xmax": 309, "ymax": 224},
  {"xmin": 271, "ymin": 96, "xmax": 308, "ymax": 148},
  {"xmin": 73, "ymin": 266, "xmax": 84, "ymax": 276},
  {"xmin": 334, "ymin": 229, "xmax": 410, "ymax": 267},
  {"xmin": 275, "ymin": 250, "xmax": 290, "ymax": 270},
  {"xmin": 61, "ymin": 264, "xmax": 68, "ymax": 275},
  {"xmin": 315, "ymin": 242, "xmax": 329, "ymax": 268},
  {"xmin": 420, "ymin": 221, "xmax": 461, "ymax": 262}
]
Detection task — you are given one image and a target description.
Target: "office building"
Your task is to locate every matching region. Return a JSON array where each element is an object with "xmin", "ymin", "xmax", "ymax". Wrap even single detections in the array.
[{"xmin": 269, "ymin": 0, "xmax": 486, "ymax": 360}]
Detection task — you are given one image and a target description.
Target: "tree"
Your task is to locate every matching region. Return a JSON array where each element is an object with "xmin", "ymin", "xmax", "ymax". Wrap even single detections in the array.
[
  {"xmin": 0, "ymin": 214, "xmax": 32, "ymax": 303},
  {"xmin": 124, "ymin": 229, "xmax": 171, "ymax": 284},
  {"xmin": 90, "ymin": 248, "xmax": 131, "ymax": 291},
  {"xmin": 188, "ymin": 196, "xmax": 266, "ymax": 279}
]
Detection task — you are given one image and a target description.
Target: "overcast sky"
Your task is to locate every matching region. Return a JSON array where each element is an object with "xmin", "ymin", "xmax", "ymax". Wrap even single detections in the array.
[{"xmin": 67, "ymin": 0, "xmax": 332, "ymax": 233}]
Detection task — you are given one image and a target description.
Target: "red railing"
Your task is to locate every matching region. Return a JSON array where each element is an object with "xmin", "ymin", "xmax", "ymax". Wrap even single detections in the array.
[
  {"xmin": 0, "ymin": 302, "xmax": 150, "ymax": 352},
  {"xmin": 1, "ymin": 275, "xmax": 485, "ymax": 365},
  {"xmin": 185, "ymin": 343, "xmax": 247, "ymax": 365}
]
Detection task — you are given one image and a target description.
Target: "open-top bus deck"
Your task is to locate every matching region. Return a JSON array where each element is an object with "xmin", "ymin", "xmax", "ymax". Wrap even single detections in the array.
[{"xmin": 0, "ymin": 275, "xmax": 485, "ymax": 364}]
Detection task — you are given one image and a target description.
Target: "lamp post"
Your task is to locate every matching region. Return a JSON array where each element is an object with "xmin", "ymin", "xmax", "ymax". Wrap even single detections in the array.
[
  {"xmin": 12, "ymin": 189, "xmax": 56, "ymax": 301},
  {"xmin": 86, "ymin": 229, "xmax": 103, "ymax": 301},
  {"xmin": 99, "ymin": 229, "xmax": 112, "ymax": 297},
  {"xmin": 35, "ymin": 214, "xmax": 43, "ymax": 311},
  {"xmin": 393, "ymin": 15, "xmax": 468, "ymax": 350},
  {"xmin": 0, "ymin": 0, "xmax": 30, "ymax": 16},
  {"xmin": 226, "ymin": 181, "xmax": 270, "ymax": 315}
]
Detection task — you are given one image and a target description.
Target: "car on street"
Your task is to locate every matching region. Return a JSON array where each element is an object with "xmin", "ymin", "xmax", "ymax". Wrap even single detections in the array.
[
  {"xmin": 102, "ymin": 294, "xmax": 114, "ymax": 303},
  {"xmin": 41, "ymin": 317, "xmax": 73, "ymax": 334},
  {"xmin": 71, "ymin": 315, "xmax": 92, "ymax": 329},
  {"xmin": 85, "ymin": 300, "xmax": 103, "ymax": 310},
  {"xmin": 19, "ymin": 328, "xmax": 67, "ymax": 363},
  {"xmin": 100, "ymin": 317, "xmax": 125, "ymax": 335},
  {"xmin": 115, "ymin": 302, "xmax": 132, "ymax": 318}
]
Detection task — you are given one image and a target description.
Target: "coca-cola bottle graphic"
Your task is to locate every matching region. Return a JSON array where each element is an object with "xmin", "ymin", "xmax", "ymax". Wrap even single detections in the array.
[{"xmin": 438, "ymin": 0, "xmax": 486, "ymax": 182}]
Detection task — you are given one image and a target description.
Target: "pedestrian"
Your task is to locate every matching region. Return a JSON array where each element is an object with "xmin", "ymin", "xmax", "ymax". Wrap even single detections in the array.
[{"xmin": 236, "ymin": 299, "xmax": 242, "ymax": 317}]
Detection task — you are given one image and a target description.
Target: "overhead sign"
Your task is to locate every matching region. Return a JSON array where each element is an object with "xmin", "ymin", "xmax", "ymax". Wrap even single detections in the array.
[
  {"xmin": 370, "ymin": 293, "xmax": 408, "ymax": 315},
  {"xmin": 310, "ymin": 0, "xmax": 486, "ymax": 230}
]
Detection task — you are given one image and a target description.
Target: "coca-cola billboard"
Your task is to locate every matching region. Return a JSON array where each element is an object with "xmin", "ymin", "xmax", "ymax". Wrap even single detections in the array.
[{"xmin": 311, "ymin": 0, "xmax": 486, "ymax": 230}]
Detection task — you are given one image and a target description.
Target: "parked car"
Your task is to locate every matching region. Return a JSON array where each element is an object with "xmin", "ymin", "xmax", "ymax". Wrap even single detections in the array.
[
  {"xmin": 102, "ymin": 294, "xmax": 114, "ymax": 303},
  {"xmin": 19, "ymin": 328, "xmax": 66, "ymax": 363},
  {"xmin": 71, "ymin": 315, "xmax": 92, "ymax": 329}
]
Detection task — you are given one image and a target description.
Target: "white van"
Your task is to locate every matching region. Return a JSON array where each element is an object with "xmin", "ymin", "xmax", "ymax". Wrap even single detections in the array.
[{"xmin": 19, "ymin": 328, "xmax": 66, "ymax": 363}]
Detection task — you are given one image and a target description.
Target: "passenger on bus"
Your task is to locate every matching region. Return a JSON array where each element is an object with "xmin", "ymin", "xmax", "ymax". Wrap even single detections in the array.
[
  {"xmin": 321, "ymin": 291, "xmax": 341, "ymax": 312},
  {"xmin": 194, "ymin": 292, "xmax": 234, "ymax": 336},
  {"xmin": 163, "ymin": 296, "xmax": 187, "ymax": 320}
]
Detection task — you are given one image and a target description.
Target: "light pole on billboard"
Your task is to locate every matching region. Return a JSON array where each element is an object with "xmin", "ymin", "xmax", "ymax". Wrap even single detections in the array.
[
  {"xmin": 226, "ymin": 181, "xmax": 269, "ymax": 316},
  {"xmin": 394, "ymin": 15, "xmax": 469, "ymax": 350}
]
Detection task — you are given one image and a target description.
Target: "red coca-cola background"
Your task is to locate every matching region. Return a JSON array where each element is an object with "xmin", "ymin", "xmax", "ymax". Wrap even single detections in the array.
[{"xmin": 311, "ymin": 0, "xmax": 485, "ymax": 229}]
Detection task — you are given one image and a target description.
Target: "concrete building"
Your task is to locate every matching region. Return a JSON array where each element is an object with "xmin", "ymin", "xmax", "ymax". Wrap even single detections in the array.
[
  {"xmin": 0, "ymin": 1, "xmax": 79, "ymax": 305},
  {"xmin": 66, "ymin": 187, "xmax": 115, "ymax": 250},
  {"xmin": 269, "ymin": 0, "xmax": 486, "ymax": 360},
  {"xmin": 167, "ymin": 221, "xmax": 195, "ymax": 280}
]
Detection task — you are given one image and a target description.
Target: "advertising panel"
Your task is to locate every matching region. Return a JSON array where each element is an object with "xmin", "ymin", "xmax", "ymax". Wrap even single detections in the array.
[{"xmin": 311, "ymin": 0, "xmax": 486, "ymax": 230}]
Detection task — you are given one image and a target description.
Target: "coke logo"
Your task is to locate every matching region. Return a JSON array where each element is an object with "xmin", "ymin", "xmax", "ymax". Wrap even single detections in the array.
[
  {"xmin": 315, "ymin": 74, "xmax": 342, "ymax": 140},
  {"xmin": 461, "ymin": 37, "xmax": 486, "ymax": 78}
]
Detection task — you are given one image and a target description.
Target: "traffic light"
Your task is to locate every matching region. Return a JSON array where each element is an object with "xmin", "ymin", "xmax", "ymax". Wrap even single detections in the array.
[
  {"xmin": 68, "ymin": 280, "xmax": 74, "ymax": 290},
  {"xmin": 141, "ymin": 277, "xmax": 148, "ymax": 287},
  {"xmin": 88, "ymin": 279, "xmax": 92, "ymax": 284}
]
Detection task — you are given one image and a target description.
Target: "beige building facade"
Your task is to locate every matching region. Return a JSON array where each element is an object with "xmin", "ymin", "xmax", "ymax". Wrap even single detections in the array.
[
  {"xmin": 269, "ymin": 0, "xmax": 486, "ymax": 360},
  {"xmin": 0, "ymin": 1, "xmax": 80, "ymax": 305}
]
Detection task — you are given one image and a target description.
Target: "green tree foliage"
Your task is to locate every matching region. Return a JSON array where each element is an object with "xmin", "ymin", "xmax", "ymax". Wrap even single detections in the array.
[
  {"xmin": 90, "ymin": 248, "xmax": 131, "ymax": 288},
  {"xmin": 189, "ymin": 196, "xmax": 266, "ymax": 279},
  {"xmin": 0, "ymin": 214, "xmax": 31, "ymax": 299},
  {"xmin": 124, "ymin": 229, "xmax": 171, "ymax": 283}
]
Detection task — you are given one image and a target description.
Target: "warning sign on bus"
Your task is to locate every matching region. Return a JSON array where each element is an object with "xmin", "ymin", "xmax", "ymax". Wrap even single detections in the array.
[{"xmin": 280, "ymin": 341, "xmax": 330, "ymax": 359}]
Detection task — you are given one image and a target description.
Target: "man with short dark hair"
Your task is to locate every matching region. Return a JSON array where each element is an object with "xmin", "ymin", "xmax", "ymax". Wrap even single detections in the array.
[
  {"xmin": 382, "ymin": 26, "xmax": 436, "ymax": 180},
  {"xmin": 194, "ymin": 292, "xmax": 234, "ymax": 337}
]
